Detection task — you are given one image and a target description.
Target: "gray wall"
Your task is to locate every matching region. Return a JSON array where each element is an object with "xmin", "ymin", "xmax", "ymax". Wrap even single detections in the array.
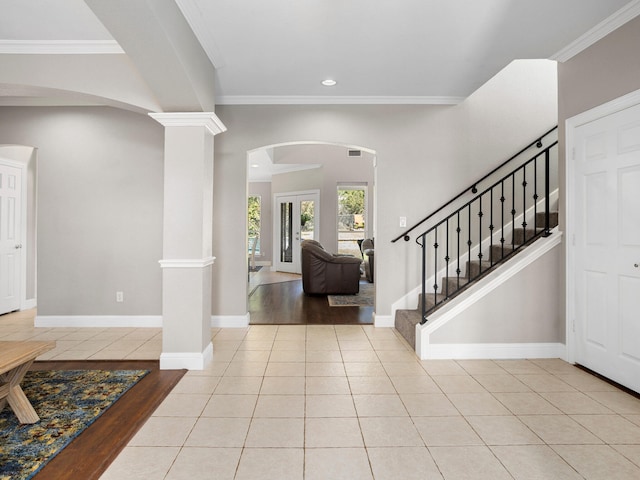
[
  {"xmin": 557, "ymin": 15, "xmax": 640, "ymax": 330},
  {"xmin": 0, "ymin": 106, "xmax": 164, "ymax": 316},
  {"xmin": 214, "ymin": 60, "xmax": 557, "ymax": 318}
]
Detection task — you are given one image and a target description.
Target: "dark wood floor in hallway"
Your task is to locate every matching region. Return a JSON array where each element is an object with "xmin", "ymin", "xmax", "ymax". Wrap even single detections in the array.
[{"xmin": 249, "ymin": 279, "xmax": 374, "ymax": 325}]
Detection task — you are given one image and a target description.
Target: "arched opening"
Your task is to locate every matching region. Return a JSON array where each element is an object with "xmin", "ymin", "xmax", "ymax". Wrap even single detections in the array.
[{"xmin": 246, "ymin": 141, "xmax": 377, "ymax": 325}]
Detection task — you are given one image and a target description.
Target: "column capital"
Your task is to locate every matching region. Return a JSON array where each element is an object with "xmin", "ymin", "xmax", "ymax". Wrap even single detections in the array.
[{"xmin": 149, "ymin": 112, "xmax": 227, "ymax": 136}]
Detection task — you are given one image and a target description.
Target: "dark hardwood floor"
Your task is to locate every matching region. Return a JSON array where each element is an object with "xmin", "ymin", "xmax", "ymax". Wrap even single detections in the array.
[
  {"xmin": 249, "ymin": 279, "xmax": 374, "ymax": 324},
  {"xmin": 31, "ymin": 360, "xmax": 186, "ymax": 480}
]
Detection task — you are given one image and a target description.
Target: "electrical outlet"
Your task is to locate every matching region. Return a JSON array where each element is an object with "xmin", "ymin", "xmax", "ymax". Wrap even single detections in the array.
[
  {"xmin": 116, "ymin": 291, "xmax": 124, "ymax": 303},
  {"xmin": 399, "ymin": 216, "xmax": 407, "ymax": 228}
]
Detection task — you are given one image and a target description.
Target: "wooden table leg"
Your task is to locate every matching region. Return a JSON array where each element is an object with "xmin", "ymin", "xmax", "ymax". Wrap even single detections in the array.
[{"xmin": 5, "ymin": 360, "xmax": 41, "ymax": 424}]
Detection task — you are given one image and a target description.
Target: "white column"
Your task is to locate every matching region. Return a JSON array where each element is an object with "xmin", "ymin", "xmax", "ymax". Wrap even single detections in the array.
[{"xmin": 150, "ymin": 112, "xmax": 226, "ymax": 370}]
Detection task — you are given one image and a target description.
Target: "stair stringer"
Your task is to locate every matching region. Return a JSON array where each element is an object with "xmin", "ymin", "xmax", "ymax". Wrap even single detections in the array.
[
  {"xmin": 391, "ymin": 189, "xmax": 559, "ymax": 321},
  {"xmin": 415, "ymin": 228, "xmax": 564, "ymax": 360}
]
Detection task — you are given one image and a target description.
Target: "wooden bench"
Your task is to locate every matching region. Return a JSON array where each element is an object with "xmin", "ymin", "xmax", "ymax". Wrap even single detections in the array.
[{"xmin": 0, "ymin": 341, "xmax": 55, "ymax": 424}]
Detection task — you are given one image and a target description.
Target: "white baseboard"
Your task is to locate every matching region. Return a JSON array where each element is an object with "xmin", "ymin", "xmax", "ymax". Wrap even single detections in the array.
[
  {"xmin": 35, "ymin": 315, "xmax": 162, "ymax": 328},
  {"xmin": 211, "ymin": 313, "xmax": 250, "ymax": 328},
  {"xmin": 373, "ymin": 313, "xmax": 394, "ymax": 327},
  {"xmin": 160, "ymin": 342, "xmax": 213, "ymax": 370},
  {"xmin": 422, "ymin": 342, "xmax": 566, "ymax": 360},
  {"xmin": 22, "ymin": 298, "xmax": 37, "ymax": 310}
]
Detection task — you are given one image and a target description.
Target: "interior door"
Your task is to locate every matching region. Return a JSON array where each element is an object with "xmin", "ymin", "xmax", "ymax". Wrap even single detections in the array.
[
  {"xmin": 574, "ymin": 102, "xmax": 640, "ymax": 393},
  {"xmin": 275, "ymin": 193, "xmax": 319, "ymax": 274},
  {"xmin": 0, "ymin": 163, "xmax": 22, "ymax": 315}
]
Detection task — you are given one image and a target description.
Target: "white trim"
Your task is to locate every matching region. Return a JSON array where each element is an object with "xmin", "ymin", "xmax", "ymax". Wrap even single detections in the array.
[
  {"xmin": 216, "ymin": 95, "xmax": 464, "ymax": 106},
  {"xmin": 211, "ymin": 313, "xmax": 250, "ymax": 328},
  {"xmin": 160, "ymin": 342, "xmax": 213, "ymax": 370},
  {"xmin": 416, "ymin": 230, "xmax": 563, "ymax": 359},
  {"xmin": 0, "ymin": 40, "xmax": 124, "ymax": 55},
  {"xmin": 373, "ymin": 313, "xmax": 394, "ymax": 327},
  {"xmin": 149, "ymin": 112, "xmax": 227, "ymax": 136},
  {"xmin": 423, "ymin": 342, "xmax": 565, "ymax": 360},
  {"xmin": 159, "ymin": 256, "xmax": 216, "ymax": 269},
  {"xmin": 23, "ymin": 298, "xmax": 37, "ymax": 310},
  {"xmin": 34, "ymin": 315, "xmax": 162, "ymax": 328},
  {"xmin": 564, "ymin": 87, "xmax": 640, "ymax": 365},
  {"xmin": 551, "ymin": 0, "xmax": 640, "ymax": 62}
]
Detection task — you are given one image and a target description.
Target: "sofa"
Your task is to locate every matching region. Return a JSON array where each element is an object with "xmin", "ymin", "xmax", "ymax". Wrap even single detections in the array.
[
  {"xmin": 361, "ymin": 238, "xmax": 374, "ymax": 283},
  {"xmin": 300, "ymin": 239, "xmax": 362, "ymax": 295}
]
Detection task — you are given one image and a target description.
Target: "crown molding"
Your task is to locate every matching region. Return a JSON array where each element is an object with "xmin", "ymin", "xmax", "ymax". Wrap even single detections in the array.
[
  {"xmin": 149, "ymin": 112, "xmax": 227, "ymax": 135},
  {"xmin": 551, "ymin": 0, "xmax": 640, "ymax": 62},
  {"xmin": 0, "ymin": 40, "xmax": 124, "ymax": 55},
  {"xmin": 215, "ymin": 95, "xmax": 464, "ymax": 106}
]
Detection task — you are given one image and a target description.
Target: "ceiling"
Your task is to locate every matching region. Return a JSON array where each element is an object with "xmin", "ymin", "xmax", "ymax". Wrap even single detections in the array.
[{"xmin": 0, "ymin": 0, "xmax": 637, "ymax": 107}]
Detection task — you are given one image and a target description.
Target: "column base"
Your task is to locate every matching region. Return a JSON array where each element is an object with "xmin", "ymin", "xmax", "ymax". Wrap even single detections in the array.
[{"xmin": 159, "ymin": 342, "xmax": 213, "ymax": 370}]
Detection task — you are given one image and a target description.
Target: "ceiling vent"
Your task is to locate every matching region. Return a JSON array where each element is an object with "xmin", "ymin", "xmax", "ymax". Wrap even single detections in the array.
[{"xmin": 347, "ymin": 149, "xmax": 362, "ymax": 157}]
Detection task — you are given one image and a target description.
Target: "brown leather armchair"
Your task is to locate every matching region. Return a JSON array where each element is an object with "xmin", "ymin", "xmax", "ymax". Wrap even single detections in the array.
[
  {"xmin": 361, "ymin": 238, "xmax": 374, "ymax": 283},
  {"xmin": 301, "ymin": 240, "xmax": 362, "ymax": 295}
]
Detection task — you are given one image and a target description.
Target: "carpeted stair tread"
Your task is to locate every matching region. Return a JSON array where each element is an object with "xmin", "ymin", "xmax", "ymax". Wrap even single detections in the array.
[
  {"xmin": 535, "ymin": 211, "xmax": 559, "ymax": 228},
  {"xmin": 395, "ymin": 309, "xmax": 421, "ymax": 347}
]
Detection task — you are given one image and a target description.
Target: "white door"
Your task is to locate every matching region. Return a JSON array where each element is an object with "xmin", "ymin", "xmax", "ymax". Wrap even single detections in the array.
[
  {"xmin": 0, "ymin": 163, "xmax": 22, "ymax": 315},
  {"xmin": 274, "ymin": 193, "xmax": 319, "ymax": 274},
  {"xmin": 573, "ymin": 102, "xmax": 640, "ymax": 393}
]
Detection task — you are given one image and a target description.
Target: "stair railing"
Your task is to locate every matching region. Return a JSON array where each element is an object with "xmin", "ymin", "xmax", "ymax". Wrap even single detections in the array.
[{"xmin": 409, "ymin": 130, "xmax": 558, "ymax": 324}]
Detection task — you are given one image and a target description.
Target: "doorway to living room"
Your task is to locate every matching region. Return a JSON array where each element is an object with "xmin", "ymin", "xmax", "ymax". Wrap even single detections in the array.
[{"xmin": 246, "ymin": 141, "xmax": 376, "ymax": 325}]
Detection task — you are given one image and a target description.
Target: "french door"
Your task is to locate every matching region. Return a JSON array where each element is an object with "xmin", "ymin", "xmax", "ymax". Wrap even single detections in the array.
[
  {"xmin": 572, "ymin": 100, "xmax": 640, "ymax": 393},
  {"xmin": 0, "ymin": 162, "xmax": 23, "ymax": 315},
  {"xmin": 274, "ymin": 192, "xmax": 319, "ymax": 274}
]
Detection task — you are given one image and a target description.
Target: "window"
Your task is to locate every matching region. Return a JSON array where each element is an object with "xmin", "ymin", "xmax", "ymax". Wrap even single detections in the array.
[
  {"xmin": 248, "ymin": 195, "xmax": 261, "ymax": 255},
  {"xmin": 337, "ymin": 186, "xmax": 366, "ymax": 255}
]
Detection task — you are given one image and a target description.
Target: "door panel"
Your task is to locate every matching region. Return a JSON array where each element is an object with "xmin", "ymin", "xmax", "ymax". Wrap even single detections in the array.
[
  {"xmin": 274, "ymin": 193, "xmax": 319, "ymax": 274},
  {"xmin": 574, "ymin": 102, "xmax": 640, "ymax": 393},
  {"xmin": 0, "ymin": 163, "xmax": 22, "ymax": 315}
]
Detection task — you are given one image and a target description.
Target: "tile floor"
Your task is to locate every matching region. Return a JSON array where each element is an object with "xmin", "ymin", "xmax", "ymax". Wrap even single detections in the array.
[{"xmin": 2, "ymin": 309, "xmax": 640, "ymax": 479}]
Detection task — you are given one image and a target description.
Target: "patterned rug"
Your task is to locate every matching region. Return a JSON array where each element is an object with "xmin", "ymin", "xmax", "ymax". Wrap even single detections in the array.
[
  {"xmin": 0, "ymin": 369, "xmax": 149, "ymax": 480},
  {"xmin": 328, "ymin": 282, "xmax": 375, "ymax": 307}
]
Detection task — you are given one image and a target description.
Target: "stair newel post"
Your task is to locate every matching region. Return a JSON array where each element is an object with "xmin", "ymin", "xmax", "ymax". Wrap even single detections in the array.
[
  {"xmin": 419, "ymin": 233, "xmax": 427, "ymax": 324},
  {"xmin": 544, "ymin": 148, "xmax": 551, "ymax": 237}
]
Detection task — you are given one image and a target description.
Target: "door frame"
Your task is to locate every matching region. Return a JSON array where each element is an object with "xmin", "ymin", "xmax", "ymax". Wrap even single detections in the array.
[
  {"xmin": 273, "ymin": 189, "xmax": 320, "ymax": 273},
  {"xmin": 565, "ymin": 87, "xmax": 640, "ymax": 364},
  {"xmin": 0, "ymin": 157, "xmax": 29, "ymax": 312}
]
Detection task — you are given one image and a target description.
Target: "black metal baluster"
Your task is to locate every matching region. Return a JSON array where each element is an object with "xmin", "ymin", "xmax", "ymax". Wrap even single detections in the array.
[
  {"xmin": 478, "ymin": 195, "xmax": 483, "ymax": 274},
  {"xmin": 500, "ymin": 181, "xmax": 505, "ymax": 259},
  {"xmin": 456, "ymin": 212, "xmax": 461, "ymax": 290},
  {"xmin": 544, "ymin": 149, "xmax": 551, "ymax": 236},
  {"xmin": 467, "ymin": 204, "xmax": 472, "ymax": 279},
  {"xmin": 522, "ymin": 165, "xmax": 528, "ymax": 241},
  {"xmin": 433, "ymin": 228, "xmax": 439, "ymax": 306},
  {"xmin": 445, "ymin": 218, "xmax": 450, "ymax": 299},
  {"xmin": 511, "ymin": 173, "xmax": 516, "ymax": 248},
  {"xmin": 489, "ymin": 187, "xmax": 494, "ymax": 265},
  {"xmin": 533, "ymin": 156, "xmax": 538, "ymax": 232}
]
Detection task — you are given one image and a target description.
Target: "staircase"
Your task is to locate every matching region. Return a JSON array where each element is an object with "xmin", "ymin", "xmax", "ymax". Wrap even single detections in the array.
[
  {"xmin": 392, "ymin": 127, "xmax": 559, "ymax": 349},
  {"xmin": 395, "ymin": 211, "xmax": 558, "ymax": 347}
]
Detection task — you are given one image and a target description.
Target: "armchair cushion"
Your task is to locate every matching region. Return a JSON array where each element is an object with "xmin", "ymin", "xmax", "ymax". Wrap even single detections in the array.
[{"xmin": 301, "ymin": 240, "xmax": 362, "ymax": 295}]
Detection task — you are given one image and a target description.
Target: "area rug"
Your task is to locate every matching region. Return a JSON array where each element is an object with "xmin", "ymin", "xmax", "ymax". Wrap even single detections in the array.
[
  {"xmin": 328, "ymin": 282, "xmax": 374, "ymax": 307},
  {"xmin": 0, "ymin": 369, "xmax": 149, "ymax": 480}
]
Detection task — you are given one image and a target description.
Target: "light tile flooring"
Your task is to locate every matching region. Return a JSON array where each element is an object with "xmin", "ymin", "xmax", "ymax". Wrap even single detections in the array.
[{"xmin": 2, "ymin": 309, "xmax": 640, "ymax": 479}]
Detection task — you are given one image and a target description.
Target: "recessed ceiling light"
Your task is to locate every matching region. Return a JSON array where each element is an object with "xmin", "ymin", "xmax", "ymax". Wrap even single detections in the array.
[
  {"xmin": 322, "ymin": 79, "xmax": 337, "ymax": 86},
  {"xmin": 251, "ymin": 164, "xmax": 260, "ymax": 168}
]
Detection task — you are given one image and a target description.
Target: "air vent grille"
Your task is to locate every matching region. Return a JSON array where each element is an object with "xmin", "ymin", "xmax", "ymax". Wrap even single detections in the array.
[{"xmin": 347, "ymin": 150, "xmax": 362, "ymax": 157}]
